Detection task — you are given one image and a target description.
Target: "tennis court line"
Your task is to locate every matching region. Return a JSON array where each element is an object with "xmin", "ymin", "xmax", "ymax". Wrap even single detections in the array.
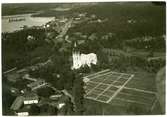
[
  {"xmin": 84, "ymin": 69, "xmax": 132, "ymax": 80},
  {"xmin": 85, "ymin": 76, "xmax": 111, "ymax": 96},
  {"xmin": 123, "ymin": 87, "xmax": 156, "ymax": 94},
  {"xmin": 85, "ymin": 71, "xmax": 115, "ymax": 81},
  {"xmin": 88, "ymin": 85, "xmax": 118, "ymax": 92},
  {"xmin": 88, "ymin": 80, "xmax": 118, "ymax": 87},
  {"xmin": 84, "ymin": 69, "xmax": 110, "ymax": 78},
  {"xmin": 87, "ymin": 81, "xmax": 109, "ymax": 87},
  {"xmin": 87, "ymin": 81, "xmax": 156, "ymax": 97},
  {"xmin": 106, "ymin": 75, "xmax": 134, "ymax": 103},
  {"xmin": 95, "ymin": 74, "xmax": 124, "ymax": 100},
  {"xmin": 84, "ymin": 69, "xmax": 133, "ymax": 79},
  {"xmin": 85, "ymin": 93, "xmax": 153, "ymax": 106},
  {"xmin": 109, "ymin": 71, "xmax": 132, "ymax": 76},
  {"xmin": 101, "ymin": 89, "xmax": 155, "ymax": 102},
  {"xmin": 86, "ymin": 96, "xmax": 107, "ymax": 103}
]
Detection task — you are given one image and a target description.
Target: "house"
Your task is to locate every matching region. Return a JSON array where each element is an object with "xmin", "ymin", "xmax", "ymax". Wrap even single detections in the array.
[
  {"xmin": 57, "ymin": 103, "xmax": 65, "ymax": 109},
  {"xmin": 16, "ymin": 68, "xmax": 28, "ymax": 74},
  {"xmin": 22, "ymin": 74, "xmax": 37, "ymax": 82},
  {"xmin": 15, "ymin": 105, "xmax": 31, "ymax": 116},
  {"xmin": 49, "ymin": 94, "xmax": 62, "ymax": 100},
  {"xmin": 56, "ymin": 95, "xmax": 68, "ymax": 110},
  {"xmin": 23, "ymin": 93, "xmax": 39, "ymax": 105},
  {"xmin": 3, "ymin": 67, "xmax": 17, "ymax": 74},
  {"xmin": 16, "ymin": 59, "xmax": 52, "ymax": 74},
  {"xmin": 10, "ymin": 96, "xmax": 24, "ymax": 111},
  {"xmin": 16, "ymin": 112, "xmax": 29, "ymax": 116},
  {"xmin": 6, "ymin": 72, "xmax": 21, "ymax": 83},
  {"xmin": 10, "ymin": 93, "xmax": 39, "ymax": 112},
  {"xmin": 10, "ymin": 87, "xmax": 20, "ymax": 95},
  {"xmin": 27, "ymin": 79, "xmax": 48, "ymax": 91}
]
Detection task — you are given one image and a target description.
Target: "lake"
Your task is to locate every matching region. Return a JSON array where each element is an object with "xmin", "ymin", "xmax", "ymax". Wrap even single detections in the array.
[{"xmin": 2, "ymin": 14, "xmax": 54, "ymax": 33}]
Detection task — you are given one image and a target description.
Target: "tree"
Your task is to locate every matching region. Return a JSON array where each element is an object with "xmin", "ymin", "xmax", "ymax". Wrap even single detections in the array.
[
  {"xmin": 91, "ymin": 63, "xmax": 100, "ymax": 72},
  {"xmin": 37, "ymin": 87, "xmax": 55, "ymax": 98},
  {"xmin": 72, "ymin": 73, "xmax": 85, "ymax": 115},
  {"xmin": 39, "ymin": 104, "xmax": 58, "ymax": 115},
  {"xmin": 78, "ymin": 65, "xmax": 91, "ymax": 73},
  {"xmin": 66, "ymin": 100, "xmax": 74, "ymax": 115},
  {"xmin": 63, "ymin": 70, "xmax": 75, "ymax": 90},
  {"xmin": 29, "ymin": 104, "xmax": 40, "ymax": 115}
]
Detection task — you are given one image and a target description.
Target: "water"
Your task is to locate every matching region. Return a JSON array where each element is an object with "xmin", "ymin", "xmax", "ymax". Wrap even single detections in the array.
[{"xmin": 2, "ymin": 14, "xmax": 54, "ymax": 33}]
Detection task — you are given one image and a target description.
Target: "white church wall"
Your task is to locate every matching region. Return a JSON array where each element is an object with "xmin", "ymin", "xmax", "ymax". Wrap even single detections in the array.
[{"xmin": 72, "ymin": 52, "xmax": 97, "ymax": 70}]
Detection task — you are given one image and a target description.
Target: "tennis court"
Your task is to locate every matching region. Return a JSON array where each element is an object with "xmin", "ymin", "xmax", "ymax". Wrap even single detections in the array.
[{"xmin": 84, "ymin": 69, "xmax": 157, "ymax": 110}]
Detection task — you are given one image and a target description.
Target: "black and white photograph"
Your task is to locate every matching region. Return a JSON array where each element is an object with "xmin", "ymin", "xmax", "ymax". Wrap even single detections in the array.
[{"xmin": 1, "ymin": 1, "xmax": 166, "ymax": 115}]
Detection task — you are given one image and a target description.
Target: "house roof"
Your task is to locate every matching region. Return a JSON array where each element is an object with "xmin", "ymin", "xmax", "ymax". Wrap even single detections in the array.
[
  {"xmin": 27, "ymin": 79, "xmax": 46, "ymax": 89},
  {"xmin": 7, "ymin": 72, "xmax": 20, "ymax": 82},
  {"xmin": 23, "ymin": 92, "xmax": 39, "ymax": 101},
  {"xmin": 10, "ymin": 96, "xmax": 24, "ymax": 111}
]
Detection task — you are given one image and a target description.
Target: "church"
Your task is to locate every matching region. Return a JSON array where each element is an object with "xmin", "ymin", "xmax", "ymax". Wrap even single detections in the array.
[{"xmin": 71, "ymin": 42, "xmax": 97, "ymax": 70}]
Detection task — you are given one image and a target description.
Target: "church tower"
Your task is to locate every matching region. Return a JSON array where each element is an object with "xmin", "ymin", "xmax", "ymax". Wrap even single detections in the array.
[{"xmin": 72, "ymin": 42, "xmax": 81, "ymax": 70}]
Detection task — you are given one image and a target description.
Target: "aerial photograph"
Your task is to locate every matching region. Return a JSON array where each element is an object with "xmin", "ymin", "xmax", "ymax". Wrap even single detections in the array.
[{"xmin": 1, "ymin": 2, "xmax": 166, "ymax": 115}]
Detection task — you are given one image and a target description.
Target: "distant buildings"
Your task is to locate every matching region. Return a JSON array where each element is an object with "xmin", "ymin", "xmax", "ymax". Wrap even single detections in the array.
[{"xmin": 5, "ymin": 12, "xmax": 107, "ymax": 116}]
